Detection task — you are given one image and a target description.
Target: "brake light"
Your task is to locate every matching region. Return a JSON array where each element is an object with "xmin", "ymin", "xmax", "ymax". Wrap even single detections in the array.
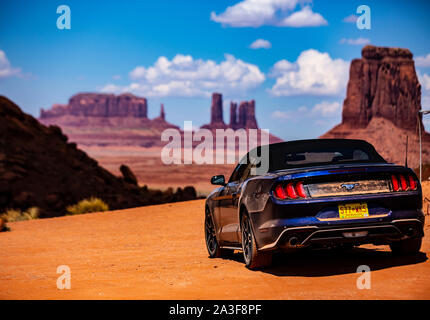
[
  {"xmin": 391, "ymin": 175, "xmax": 399, "ymax": 192},
  {"xmin": 286, "ymin": 183, "xmax": 298, "ymax": 199},
  {"xmin": 273, "ymin": 181, "xmax": 307, "ymax": 200},
  {"xmin": 408, "ymin": 175, "xmax": 417, "ymax": 190},
  {"xmin": 399, "ymin": 175, "xmax": 408, "ymax": 191},
  {"xmin": 274, "ymin": 184, "xmax": 287, "ymax": 199},
  {"xmin": 296, "ymin": 181, "xmax": 307, "ymax": 198}
]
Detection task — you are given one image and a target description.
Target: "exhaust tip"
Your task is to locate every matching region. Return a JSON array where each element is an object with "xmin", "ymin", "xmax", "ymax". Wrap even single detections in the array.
[
  {"xmin": 406, "ymin": 227, "xmax": 416, "ymax": 237},
  {"xmin": 288, "ymin": 237, "xmax": 299, "ymax": 247}
]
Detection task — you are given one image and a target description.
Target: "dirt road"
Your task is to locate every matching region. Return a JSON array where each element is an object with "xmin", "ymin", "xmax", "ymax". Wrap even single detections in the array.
[{"xmin": 1, "ymin": 199, "xmax": 430, "ymax": 300}]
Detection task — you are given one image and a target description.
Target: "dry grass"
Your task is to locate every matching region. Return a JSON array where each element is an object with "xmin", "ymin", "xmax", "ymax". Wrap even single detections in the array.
[
  {"xmin": 0, "ymin": 207, "xmax": 39, "ymax": 222},
  {"xmin": 66, "ymin": 197, "xmax": 109, "ymax": 215}
]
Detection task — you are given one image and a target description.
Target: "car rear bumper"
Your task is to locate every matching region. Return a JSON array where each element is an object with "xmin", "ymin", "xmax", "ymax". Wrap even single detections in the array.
[
  {"xmin": 258, "ymin": 217, "xmax": 424, "ymax": 251},
  {"xmin": 249, "ymin": 191, "xmax": 424, "ymax": 251}
]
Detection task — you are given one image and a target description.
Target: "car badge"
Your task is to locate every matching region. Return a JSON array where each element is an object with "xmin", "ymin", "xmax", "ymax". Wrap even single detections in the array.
[{"xmin": 341, "ymin": 183, "xmax": 359, "ymax": 191}]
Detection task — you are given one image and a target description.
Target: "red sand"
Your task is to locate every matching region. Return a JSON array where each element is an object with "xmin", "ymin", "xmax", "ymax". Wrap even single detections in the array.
[{"xmin": 1, "ymin": 183, "xmax": 430, "ymax": 300}]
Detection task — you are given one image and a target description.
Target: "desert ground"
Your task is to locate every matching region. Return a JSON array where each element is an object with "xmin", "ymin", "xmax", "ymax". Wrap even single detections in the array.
[{"xmin": 1, "ymin": 182, "xmax": 429, "ymax": 300}]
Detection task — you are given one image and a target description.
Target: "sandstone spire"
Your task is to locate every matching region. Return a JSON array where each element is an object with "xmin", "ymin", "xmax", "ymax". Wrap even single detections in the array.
[
  {"xmin": 230, "ymin": 102, "xmax": 237, "ymax": 128},
  {"xmin": 342, "ymin": 45, "xmax": 423, "ymax": 130},
  {"xmin": 160, "ymin": 104, "xmax": 165, "ymax": 121},
  {"xmin": 210, "ymin": 93, "xmax": 224, "ymax": 125}
]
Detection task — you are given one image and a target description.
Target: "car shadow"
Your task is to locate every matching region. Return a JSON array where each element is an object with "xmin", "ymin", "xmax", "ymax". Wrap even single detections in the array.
[{"xmin": 224, "ymin": 247, "xmax": 427, "ymax": 277}]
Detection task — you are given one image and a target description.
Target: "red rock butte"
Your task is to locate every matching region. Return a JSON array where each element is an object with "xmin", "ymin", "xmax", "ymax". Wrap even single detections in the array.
[
  {"xmin": 322, "ymin": 45, "xmax": 430, "ymax": 168},
  {"xmin": 342, "ymin": 45, "xmax": 423, "ymax": 130},
  {"xmin": 201, "ymin": 93, "xmax": 259, "ymax": 130},
  {"xmin": 39, "ymin": 93, "xmax": 179, "ymax": 147},
  {"xmin": 200, "ymin": 93, "xmax": 282, "ymax": 145}
]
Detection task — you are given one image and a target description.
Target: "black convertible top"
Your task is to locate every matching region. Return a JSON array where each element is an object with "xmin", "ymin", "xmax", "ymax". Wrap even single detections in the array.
[{"xmin": 245, "ymin": 139, "xmax": 387, "ymax": 172}]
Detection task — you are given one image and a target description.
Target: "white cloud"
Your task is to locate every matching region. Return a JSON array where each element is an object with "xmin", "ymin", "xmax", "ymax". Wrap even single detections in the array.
[
  {"xmin": 423, "ymin": 95, "xmax": 430, "ymax": 107},
  {"xmin": 0, "ymin": 50, "xmax": 21, "ymax": 78},
  {"xmin": 249, "ymin": 39, "xmax": 272, "ymax": 49},
  {"xmin": 101, "ymin": 54, "xmax": 265, "ymax": 98},
  {"xmin": 269, "ymin": 59, "xmax": 296, "ymax": 77},
  {"xmin": 311, "ymin": 101, "xmax": 341, "ymax": 117},
  {"xmin": 419, "ymin": 72, "xmax": 430, "ymax": 110},
  {"xmin": 278, "ymin": 6, "xmax": 328, "ymax": 27},
  {"xmin": 269, "ymin": 49, "xmax": 349, "ymax": 96},
  {"xmin": 271, "ymin": 101, "xmax": 342, "ymax": 122},
  {"xmin": 210, "ymin": 0, "xmax": 327, "ymax": 28},
  {"xmin": 100, "ymin": 83, "xmax": 122, "ymax": 93},
  {"xmin": 416, "ymin": 54, "xmax": 430, "ymax": 67},
  {"xmin": 419, "ymin": 73, "xmax": 430, "ymax": 91},
  {"xmin": 340, "ymin": 37, "xmax": 370, "ymax": 46},
  {"xmin": 343, "ymin": 14, "xmax": 358, "ymax": 23}
]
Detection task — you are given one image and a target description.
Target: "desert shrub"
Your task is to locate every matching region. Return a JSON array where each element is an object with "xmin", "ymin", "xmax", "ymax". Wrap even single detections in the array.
[
  {"xmin": 66, "ymin": 197, "xmax": 109, "ymax": 215},
  {"xmin": 0, "ymin": 207, "xmax": 39, "ymax": 222}
]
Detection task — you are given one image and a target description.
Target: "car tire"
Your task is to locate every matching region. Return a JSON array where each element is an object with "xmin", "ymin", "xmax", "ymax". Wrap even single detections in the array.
[
  {"xmin": 205, "ymin": 207, "xmax": 233, "ymax": 258},
  {"xmin": 389, "ymin": 237, "xmax": 422, "ymax": 255},
  {"xmin": 241, "ymin": 213, "xmax": 272, "ymax": 270}
]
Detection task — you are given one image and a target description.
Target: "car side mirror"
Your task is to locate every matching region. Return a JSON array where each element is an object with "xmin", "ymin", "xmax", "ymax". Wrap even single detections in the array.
[{"xmin": 211, "ymin": 175, "xmax": 226, "ymax": 186}]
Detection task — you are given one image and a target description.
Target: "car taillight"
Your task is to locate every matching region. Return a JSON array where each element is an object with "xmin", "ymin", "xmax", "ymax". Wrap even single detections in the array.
[
  {"xmin": 274, "ymin": 184, "xmax": 287, "ymax": 199},
  {"xmin": 296, "ymin": 181, "xmax": 307, "ymax": 198},
  {"xmin": 391, "ymin": 174, "xmax": 417, "ymax": 192},
  {"xmin": 286, "ymin": 183, "xmax": 298, "ymax": 199},
  {"xmin": 399, "ymin": 175, "xmax": 408, "ymax": 191},
  {"xmin": 273, "ymin": 181, "xmax": 307, "ymax": 200},
  {"xmin": 391, "ymin": 175, "xmax": 399, "ymax": 191},
  {"xmin": 408, "ymin": 174, "xmax": 417, "ymax": 190}
]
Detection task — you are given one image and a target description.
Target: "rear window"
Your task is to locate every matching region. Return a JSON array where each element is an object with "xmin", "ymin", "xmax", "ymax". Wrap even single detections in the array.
[
  {"xmin": 284, "ymin": 148, "xmax": 370, "ymax": 166},
  {"xmin": 267, "ymin": 140, "xmax": 386, "ymax": 171}
]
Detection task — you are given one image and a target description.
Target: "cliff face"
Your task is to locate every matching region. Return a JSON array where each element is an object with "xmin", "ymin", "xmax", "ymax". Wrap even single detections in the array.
[
  {"xmin": 342, "ymin": 45, "xmax": 423, "ymax": 130},
  {"xmin": 322, "ymin": 45, "xmax": 430, "ymax": 168}
]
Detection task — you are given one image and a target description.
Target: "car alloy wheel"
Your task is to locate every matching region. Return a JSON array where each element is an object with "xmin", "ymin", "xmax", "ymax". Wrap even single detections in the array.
[
  {"xmin": 205, "ymin": 208, "xmax": 218, "ymax": 256},
  {"xmin": 241, "ymin": 213, "xmax": 272, "ymax": 269}
]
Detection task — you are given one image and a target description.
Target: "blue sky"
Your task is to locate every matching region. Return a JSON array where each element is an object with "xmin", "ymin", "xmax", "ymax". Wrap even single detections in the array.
[{"xmin": 1, "ymin": 0, "xmax": 430, "ymax": 140}]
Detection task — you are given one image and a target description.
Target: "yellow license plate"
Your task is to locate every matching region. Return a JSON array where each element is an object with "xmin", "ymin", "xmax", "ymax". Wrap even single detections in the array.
[{"xmin": 338, "ymin": 203, "xmax": 369, "ymax": 219}]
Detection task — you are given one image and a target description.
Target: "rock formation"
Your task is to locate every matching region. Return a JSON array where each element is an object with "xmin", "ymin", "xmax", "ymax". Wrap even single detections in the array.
[
  {"xmin": 41, "ymin": 93, "xmax": 148, "ymax": 118},
  {"xmin": 342, "ymin": 45, "xmax": 423, "ymax": 130},
  {"xmin": 39, "ymin": 93, "xmax": 179, "ymax": 147},
  {"xmin": 202, "ymin": 93, "xmax": 259, "ymax": 130},
  {"xmin": 159, "ymin": 104, "xmax": 165, "ymax": 121},
  {"xmin": 200, "ymin": 93, "xmax": 282, "ymax": 146},
  {"xmin": 201, "ymin": 93, "xmax": 227, "ymax": 129},
  {"xmin": 120, "ymin": 164, "xmax": 138, "ymax": 186},
  {"xmin": 237, "ymin": 100, "xmax": 258, "ymax": 129},
  {"xmin": 0, "ymin": 96, "xmax": 196, "ymax": 218},
  {"xmin": 229, "ymin": 102, "xmax": 237, "ymax": 128},
  {"xmin": 211, "ymin": 93, "xmax": 225, "ymax": 126},
  {"xmin": 322, "ymin": 45, "xmax": 430, "ymax": 169}
]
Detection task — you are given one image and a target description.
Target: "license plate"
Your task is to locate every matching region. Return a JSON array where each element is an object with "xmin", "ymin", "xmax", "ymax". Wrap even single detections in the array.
[{"xmin": 338, "ymin": 203, "xmax": 369, "ymax": 219}]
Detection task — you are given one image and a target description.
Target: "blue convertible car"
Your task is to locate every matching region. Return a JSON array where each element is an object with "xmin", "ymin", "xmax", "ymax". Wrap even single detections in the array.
[{"xmin": 204, "ymin": 139, "xmax": 425, "ymax": 269}]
